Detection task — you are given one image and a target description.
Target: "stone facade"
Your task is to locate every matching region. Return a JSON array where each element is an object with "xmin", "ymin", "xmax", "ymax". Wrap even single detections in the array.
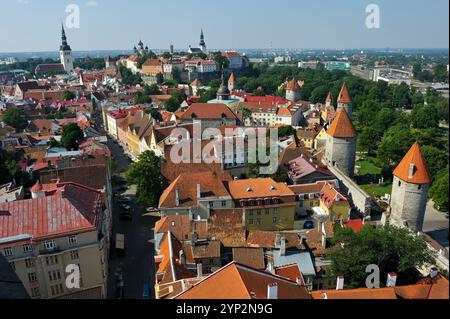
[
  {"xmin": 325, "ymin": 135, "xmax": 356, "ymax": 178},
  {"xmin": 389, "ymin": 176, "xmax": 429, "ymax": 232}
]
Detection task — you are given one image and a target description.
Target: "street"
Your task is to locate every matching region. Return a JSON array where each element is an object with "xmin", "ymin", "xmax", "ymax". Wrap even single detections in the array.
[{"xmin": 105, "ymin": 138, "xmax": 159, "ymax": 299}]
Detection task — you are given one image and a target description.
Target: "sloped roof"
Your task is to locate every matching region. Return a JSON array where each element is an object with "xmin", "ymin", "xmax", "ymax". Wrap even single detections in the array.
[
  {"xmin": 174, "ymin": 262, "xmax": 311, "ymax": 299},
  {"xmin": 393, "ymin": 143, "xmax": 431, "ymax": 184},
  {"xmin": 337, "ymin": 83, "xmax": 352, "ymax": 104},
  {"xmin": 180, "ymin": 103, "xmax": 238, "ymax": 121},
  {"xmin": 0, "ymin": 183, "xmax": 101, "ymax": 244},
  {"xmin": 327, "ymin": 108, "xmax": 357, "ymax": 138},
  {"xmin": 226, "ymin": 178, "xmax": 294, "ymax": 200}
]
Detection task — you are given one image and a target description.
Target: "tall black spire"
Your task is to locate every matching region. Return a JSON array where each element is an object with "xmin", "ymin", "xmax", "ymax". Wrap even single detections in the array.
[
  {"xmin": 60, "ymin": 24, "xmax": 71, "ymax": 51},
  {"xmin": 199, "ymin": 28, "xmax": 205, "ymax": 46}
]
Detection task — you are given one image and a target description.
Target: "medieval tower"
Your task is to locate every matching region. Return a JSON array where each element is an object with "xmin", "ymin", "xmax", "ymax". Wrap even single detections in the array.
[
  {"xmin": 324, "ymin": 107, "xmax": 357, "ymax": 178},
  {"xmin": 60, "ymin": 24, "xmax": 74, "ymax": 73},
  {"xmin": 389, "ymin": 143, "xmax": 431, "ymax": 232},
  {"xmin": 285, "ymin": 78, "xmax": 302, "ymax": 102},
  {"xmin": 337, "ymin": 83, "xmax": 353, "ymax": 119}
]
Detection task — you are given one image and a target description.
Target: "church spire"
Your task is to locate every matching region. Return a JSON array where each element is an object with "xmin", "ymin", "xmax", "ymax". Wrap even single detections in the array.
[{"xmin": 60, "ymin": 23, "xmax": 71, "ymax": 51}]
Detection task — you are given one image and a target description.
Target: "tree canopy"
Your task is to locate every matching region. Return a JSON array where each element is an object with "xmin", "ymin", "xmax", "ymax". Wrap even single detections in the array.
[
  {"xmin": 125, "ymin": 151, "xmax": 164, "ymax": 207},
  {"xmin": 2, "ymin": 108, "xmax": 27, "ymax": 131},
  {"xmin": 61, "ymin": 123, "xmax": 84, "ymax": 150},
  {"xmin": 330, "ymin": 225, "xmax": 435, "ymax": 288}
]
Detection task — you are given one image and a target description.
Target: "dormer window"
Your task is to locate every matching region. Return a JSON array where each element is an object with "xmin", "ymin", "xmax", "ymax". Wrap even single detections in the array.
[
  {"xmin": 408, "ymin": 163, "xmax": 415, "ymax": 179},
  {"xmin": 246, "ymin": 187, "xmax": 253, "ymax": 193},
  {"xmin": 270, "ymin": 186, "xmax": 277, "ymax": 191}
]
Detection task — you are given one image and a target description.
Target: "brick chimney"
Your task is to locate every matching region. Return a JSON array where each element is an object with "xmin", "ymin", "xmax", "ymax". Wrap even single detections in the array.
[
  {"xmin": 267, "ymin": 283, "xmax": 278, "ymax": 299},
  {"xmin": 280, "ymin": 236, "xmax": 286, "ymax": 256},
  {"xmin": 175, "ymin": 189, "xmax": 180, "ymax": 206}
]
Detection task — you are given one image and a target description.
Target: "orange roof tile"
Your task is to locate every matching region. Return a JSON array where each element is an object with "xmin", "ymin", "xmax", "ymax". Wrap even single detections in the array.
[
  {"xmin": 337, "ymin": 83, "xmax": 352, "ymax": 104},
  {"xmin": 226, "ymin": 178, "xmax": 294, "ymax": 200},
  {"xmin": 311, "ymin": 287, "xmax": 398, "ymax": 299},
  {"xmin": 174, "ymin": 262, "xmax": 311, "ymax": 299},
  {"xmin": 393, "ymin": 143, "xmax": 431, "ymax": 184},
  {"xmin": 327, "ymin": 108, "xmax": 357, "ymax": 138},
  {"xmin": 228, "ymin": 72, "xmax": 235, "ymax": 83}
]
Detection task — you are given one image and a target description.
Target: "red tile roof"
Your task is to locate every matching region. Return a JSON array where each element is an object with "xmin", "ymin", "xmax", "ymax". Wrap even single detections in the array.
[
  {"xmin": 0, "ymin": 183, "xmax": 101, "ymax": 245},
  {"xmin": 393, "ymin": 142, "xmax": 431, "ymax": 184},
  {"xmin": 327, "ymin": 108, "xmax": 357, "ymax": 138},
  {"xmin": 343, "ymin": 219, "xmax": 365, "ymax": 233},
  {"xmin": 180, "ymin": 103, "xmax": 238, "ymax": 121},
  {"xmin": 174, "ymin": 262, "xmax": 311, "ymax": 299}
]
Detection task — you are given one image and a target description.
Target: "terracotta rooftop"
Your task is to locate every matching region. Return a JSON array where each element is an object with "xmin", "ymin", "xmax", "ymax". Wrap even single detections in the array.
[
  {"xmin": 174, "ymin": 262, "xmax": 311, "ymax": 299},
  {"xmin": 393, "ymin": 142, "xmax": 431, "ymax": 184},
  {"xmin": 326, "ymin": 108, "xmax": 357, "ymax": 138},
  {"xmin": 232, "ymin": 248, "xmax": 265, "ymax": 269},
  {"xmin": 0, "ymin": 183, "xmax": 101, "ymax": 246},
  {"xmin": 226, "ymin": 178, "xmax": 294, "ymax": 200},
  {"xmin": 208, "ymin": 209, "xmax": 246, "ymax": 248},
  {"xmin": 180, "ymin": 103, "xmax": 238, "ymax": 121},
  {"xmin": 337, "ymin": 83, "xmax": 352, "ymax": 104},
  {"xmin": 155, "ymin": 215, "xmax": 208, "ymax": 242},
  {"xmin": 159, "ymin": 171, "xmax": 231, "ymax": 209}
]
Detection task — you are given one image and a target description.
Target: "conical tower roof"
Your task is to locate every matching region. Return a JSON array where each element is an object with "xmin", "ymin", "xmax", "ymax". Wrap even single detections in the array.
[
  {"xmin": 338, "ymin": 83, "xmax": 352, "ymax": 104},
  {"xmin": 393, "ymin": 143, "xmax": 431, "ymax": 184},
  {"xmin": 228, "ymin": 72, "xmax": 235, "ymax": 84},
  {"xmin": 327, "ymin": 108, "xmax": 357, "ymax": 138}
]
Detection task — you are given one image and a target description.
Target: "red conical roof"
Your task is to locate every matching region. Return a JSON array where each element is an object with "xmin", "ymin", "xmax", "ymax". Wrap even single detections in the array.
[
  {"xmin": 327, "ymin": 108, "xmax": 357, "ymax": 138},
  {"xmin": 393, "ymin": 143, "xmax": 431, "ymax": 184},
  {"xmin": 228, "ymin": 72, "xmax": 235, "ymax": 83},
  {"xmin": 338, "ymin": 83, "xmax": 352, "ymax": 104}
]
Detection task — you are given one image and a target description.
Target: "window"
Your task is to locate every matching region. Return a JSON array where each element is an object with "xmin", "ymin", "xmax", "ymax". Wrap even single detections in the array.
[
  {"xmin": 3, "ymin": 247, "xmax": 13, "ymax": 257},
  {"xmin": 265, "ymin": 209, "xmax": 270, "ymax": 215},
  {"xmin": 249, "ymin": 219, "xmax": 254, "ymax": 225},
  {"xmin": 44, "ymin": 240, "xmax": 56, "ymax": 250},
  {"xmin": 31, "ymin": 287, "xmax": 40, "ymax": 298},
  {"xmin": 273, "ymin": 217, "xmax": 278, "ymax": 224},
  {"xmin": 248, "ymin": 209, "xmax": 254, "ymax": 216},
  {"xmin": 48, "ymin": 270, "xmax": 61, "ymax": 282},
  {"xmin": 68, "ymin": 236, "xmax": 77, "ymax": 246},
  {"xmin": 221, "ymin": 200, "xmax": 227, "ymax": 207},
  {"xmin": 23, "ymin": 244, "xmax": 32, "ymax": 253},
  {"xmin": 208, "ymin": 201, "xmax": 214, "ymax": 208},
  {"xmin": 45, "ymin": 255, "xmax": 58, "ymax": 266},
  {"xmin": 256, "ymin": 209, "xmax": 262, "ymax": 216},
  {"xmin": 70, "ymin": 250, "xmax": 79, "ymax": 260},
  {"xmin": 257, "ymin": 219, "xmax": 262, "ymax": 225},
  {"xmin": 28, "ymin": 272, "xmax": 37, "ymax": 283},
  {"xmin": 273, "ymin": 208, "xmax": 279, "ymax": 214},
  {"xmin": 398, "ymin": 181, "xmax": 401, "ymax": 187},
  {"xmin": 50, "ymin": 284, "xmax": 63, "ymax": 296},
  {"xmin": 25, "ymin": 258, "xmax": 35, "ymax": 268}
]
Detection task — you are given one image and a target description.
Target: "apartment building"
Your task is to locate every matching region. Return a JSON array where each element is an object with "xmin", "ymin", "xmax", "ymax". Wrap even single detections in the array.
[{"xmin": 0, "ymin": 182, "xmax": 109, "ymax": 299}]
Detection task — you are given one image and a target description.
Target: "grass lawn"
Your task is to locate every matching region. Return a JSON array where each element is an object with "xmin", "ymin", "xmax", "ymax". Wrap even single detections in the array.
[
  {"xmin": 360, "ymin": 183, "xmax": 392, "ymax": 198},
  {"xmin": 355, "ymin": 156, "xmax": 382, "ymax": 176}
]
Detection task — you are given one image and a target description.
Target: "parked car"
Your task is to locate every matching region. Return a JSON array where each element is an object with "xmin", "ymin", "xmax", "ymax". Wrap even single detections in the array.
[
  {"xmin": 117, "ymin": 196, "xmax": 132, "ymax": 203},
  {"xmin": 120, "ymin": 204, "xmax": 132, "ymax": 211},
  {"xmin": 303, "ymin": 221, "xmax": 314, "ymax": 230},
  {"xmin": 119, "ymin": 211, "xmax": 132, "ymax": 221}
]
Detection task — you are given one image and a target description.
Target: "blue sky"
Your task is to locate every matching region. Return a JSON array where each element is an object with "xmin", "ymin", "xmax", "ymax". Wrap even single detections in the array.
[{"xmin": 1, "ymin": 0, "xmax": 448, "ymax": 52}]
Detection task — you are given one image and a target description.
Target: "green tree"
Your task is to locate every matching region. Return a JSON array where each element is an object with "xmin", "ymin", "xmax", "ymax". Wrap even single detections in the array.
[
  {"xmin": 126, "ymin": 151, "xmax": 164, "ymax": 207},
  {"xmin": 61, "ymin": 123, "xmax": 84, "ymax": 150},
  {"xmin": 433, "ymin": 63, "xmax": 448, "ymax": 83},
  {"xmin": 212, "ymin": 51, "xmax": 230, "ymax": 69},
  {"xmin": 411, "ymin": 104, "xmax": 439, "ymax": 129},
  {"xmin": 330, "ymin": 225, "xmax": 435, "ymax": 288},
  {"xmin": 421, "ymin": 145, "xmax": 449, "ymax": 179},
  {"xmin": 429, "ymin": 167, "xmax": 449, "ymax": 212},
  {"xmin": 156, "ymin": 72, "xmax": 164, "ymax": 84},
  {"xmin": 2, "ymin": 108, "xmax": 26, "ymax": 130},
  {"xmin": 62, "ymin": 90, "xmax": 76, "ymax": 101},
  {"xmin": 144, "ymin": 108, "xmax": 162, "ymax": 121},
  {"xmin": 134, "ymin": 91, "xmax": 152, "ymax": 105},
  {"xmin": 165, "ymin": 90, "xmax": 186, "ymax": 112},
  {"xmin": 377, "ymin": 124, "xmax": 415, "ymax": 165}
]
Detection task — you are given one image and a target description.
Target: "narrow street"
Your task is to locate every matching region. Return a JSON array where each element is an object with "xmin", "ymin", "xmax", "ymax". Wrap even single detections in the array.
[
  {"xmin": 92, "ymin": 111, "xmax": 158, "ymax": 300},
  {"xmin": 105, "ymin": 138, "xmax": 159, "ymax": 299}
]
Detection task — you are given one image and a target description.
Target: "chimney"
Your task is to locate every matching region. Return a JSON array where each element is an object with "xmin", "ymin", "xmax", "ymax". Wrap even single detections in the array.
[
  {"xmin": 321, "ymin": 233, "xmax": 327, "ymax": 249},
  {"xmin": 386, "ymin": 272, "xmax": 397, "ymax": 287},
  {"xmin": 197, "ymin": 183, "xmax": 201, "ymax": 199},
  {"xmin": 191, "ymin": 231, "xmax": 198, "ymax": 246},
  {"xmin": 267, "ymin": 283, "xmax": 278, "ymax": 299},
  {"xmin": 408, "ymin": 163, "xmax": 415, "ymax": 179},
  {"xmin": 175, "ymin": 189, "xmax": 180, "ymax": 206},
  {"xmin": 336, "ymin": 276, "xmax": 344, "ymax": 290},
  {"xmin": 280, "ymin": 236, "xmax": 286, "ymax": 256},
  {"xmin": 179, "ymin": 250, "xmax": 186, "ymax": 265},
  {"xmin": 266, "ymin": 261, "xmax": 275, "ymax": 274},
  {"xmin": 196, "ymin": 263, "xmax": 203, "ymax": 278}
]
